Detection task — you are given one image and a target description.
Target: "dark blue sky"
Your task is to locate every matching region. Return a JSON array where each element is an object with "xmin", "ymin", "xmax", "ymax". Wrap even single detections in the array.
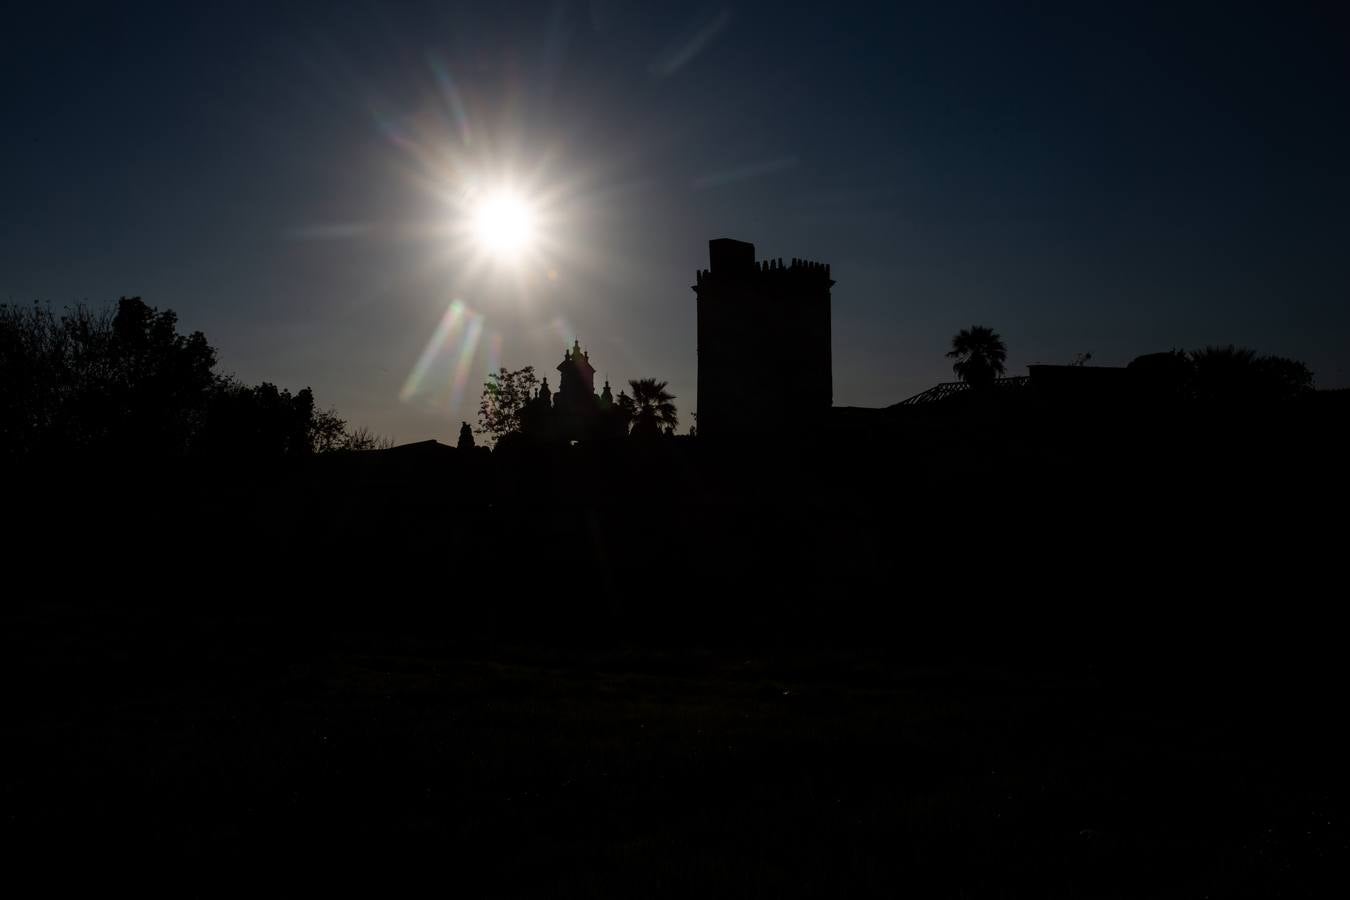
[{"xmin": 5, "ymin": 2, "xmax": 1347, "ymax": 441}]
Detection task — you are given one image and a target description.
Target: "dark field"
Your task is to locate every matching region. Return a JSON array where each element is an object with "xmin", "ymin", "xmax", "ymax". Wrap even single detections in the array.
[
  {"xmin": 8, "ymin": 606, "xmax": 1345, "ymax": 896},
  {"xmin": 6, "ymin": 409, "xmax": 1347, "ymax": 895}
]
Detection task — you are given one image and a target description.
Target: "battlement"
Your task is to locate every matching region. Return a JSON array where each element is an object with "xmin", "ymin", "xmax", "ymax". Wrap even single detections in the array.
[
  {"xmin": 694, "ymin": 257, "xmax": 833, "ymax": 288},
  {"xmin": 697, "ymin": 237, "xmax": 833, "ymax": 287}
]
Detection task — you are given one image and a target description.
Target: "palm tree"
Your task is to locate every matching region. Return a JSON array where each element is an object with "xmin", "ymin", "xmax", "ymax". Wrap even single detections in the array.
[
  {"xmin": 946, "ymin": 325, "xmax": 1007, "ymax": 390},
  {"xmin": 1190, "ymin": 345, "xmax": 1258, "ymax": 404},
  {"xmin": 626, "ymin": 378, "xmax": 678, "ymax": 437}
]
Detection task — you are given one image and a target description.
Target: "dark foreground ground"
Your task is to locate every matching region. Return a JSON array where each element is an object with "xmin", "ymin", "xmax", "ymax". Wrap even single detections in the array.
[
  {"xmin": 6, "ymin": 402, "xmax": 1348, "ymax": 895},
  {"xmin": 7, "ymin": 610, "xmax": 1347, "ymax": 897}
]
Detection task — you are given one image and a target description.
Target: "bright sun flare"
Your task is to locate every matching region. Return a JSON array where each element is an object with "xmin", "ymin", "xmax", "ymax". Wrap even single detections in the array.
[{"xmin": 470, "ymin": 189, "xmax": 537, "ymax": 259}]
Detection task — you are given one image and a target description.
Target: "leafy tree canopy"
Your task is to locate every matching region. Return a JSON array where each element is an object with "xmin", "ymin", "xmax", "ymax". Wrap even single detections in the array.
[
  {"xmin": 1, "ymin": 297, "xmax": 382, "ymax": 458},
  {"xmin": 477, "ymin": 366, "xmax": 539, "ymax": 443}
]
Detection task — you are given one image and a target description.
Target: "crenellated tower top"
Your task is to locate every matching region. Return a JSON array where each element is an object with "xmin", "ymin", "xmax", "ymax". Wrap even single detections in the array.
[{"xmin": 693, "ymin": 239, "xmax": 833, "ymax": 290}]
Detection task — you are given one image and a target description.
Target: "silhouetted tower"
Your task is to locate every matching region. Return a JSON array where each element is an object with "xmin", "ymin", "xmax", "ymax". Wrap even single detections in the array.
[
  {"xmin": 546, "ymin": 339, "xmax": 598, "ymax": 440},
  {"xmin": 693, "ymin": 238, "xmax": 833, "ymax": 439},
  {"xmin": 556, "ymin": 340, "xmax": 596, "ymax": 415}
]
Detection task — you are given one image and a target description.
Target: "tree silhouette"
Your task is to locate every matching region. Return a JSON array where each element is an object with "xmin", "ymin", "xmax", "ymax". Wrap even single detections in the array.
[
  {"xmin": 0, "ymin": 297, "xmax": 216, "ymax": 455},
  {"xmin": 1255, "ymin": 354, "xmax": 1314, "ymax": 398},
  {"xmin": 477, "ymin": 366, "xmax": 539, "ymax": 443},
  {"xmin": 310, "ymin": 405, "xmax": 350, "ymax": 453},
  {"xmin": 625, "ymin": 378, "xmax": 678, "ymax": 437},
  {"xmin": 1, "ymin": 297, "xmax": 378, "ymax": 457},
  {"xmin": 340, "ymin": 426, "xmax": 392, "ymax": 451},
  {"xmin": 1190, "ymin": 345, "xmax": 1313, "ymax": 403},
  {"xmin": 946, "ymin": 325, "xmax": 1007, "ymax": 390},
  {"xmin": 201, "ymin": 380, "xmax": 319, "ymax": 457}
]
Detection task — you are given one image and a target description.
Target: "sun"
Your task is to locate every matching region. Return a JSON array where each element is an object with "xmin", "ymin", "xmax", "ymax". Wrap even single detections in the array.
[{"xmin": 470, "ymin": 189, "xmax": 538, "ymax": 260}]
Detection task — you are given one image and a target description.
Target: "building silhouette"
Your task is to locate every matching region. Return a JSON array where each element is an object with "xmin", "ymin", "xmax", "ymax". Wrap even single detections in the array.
[
  {"xmin": 693, "ymin": 239, "xmax": 834, "ymax": 439},
  {"xmin": 554, "ymin": 339, "xmax": 599, "ymax": 437},
  {"xmin": 520, "ymin": 340, "xmax": 627, "ymax": 442}
]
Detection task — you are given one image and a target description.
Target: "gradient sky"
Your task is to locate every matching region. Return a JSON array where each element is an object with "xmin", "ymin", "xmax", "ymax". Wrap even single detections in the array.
[{"xmin": 5, "ymin": 2, "xmax": 1347, "ymax": 442}]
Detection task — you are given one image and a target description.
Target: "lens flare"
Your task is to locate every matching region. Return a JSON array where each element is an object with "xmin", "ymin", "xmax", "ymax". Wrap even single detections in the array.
[
  {"xmin": 449, "ymin": 314, "xmax": 485, "ymax": 410},
  {"xmin": 400, "ymin": 299, "xmax": 487, "ymax": 406}
]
